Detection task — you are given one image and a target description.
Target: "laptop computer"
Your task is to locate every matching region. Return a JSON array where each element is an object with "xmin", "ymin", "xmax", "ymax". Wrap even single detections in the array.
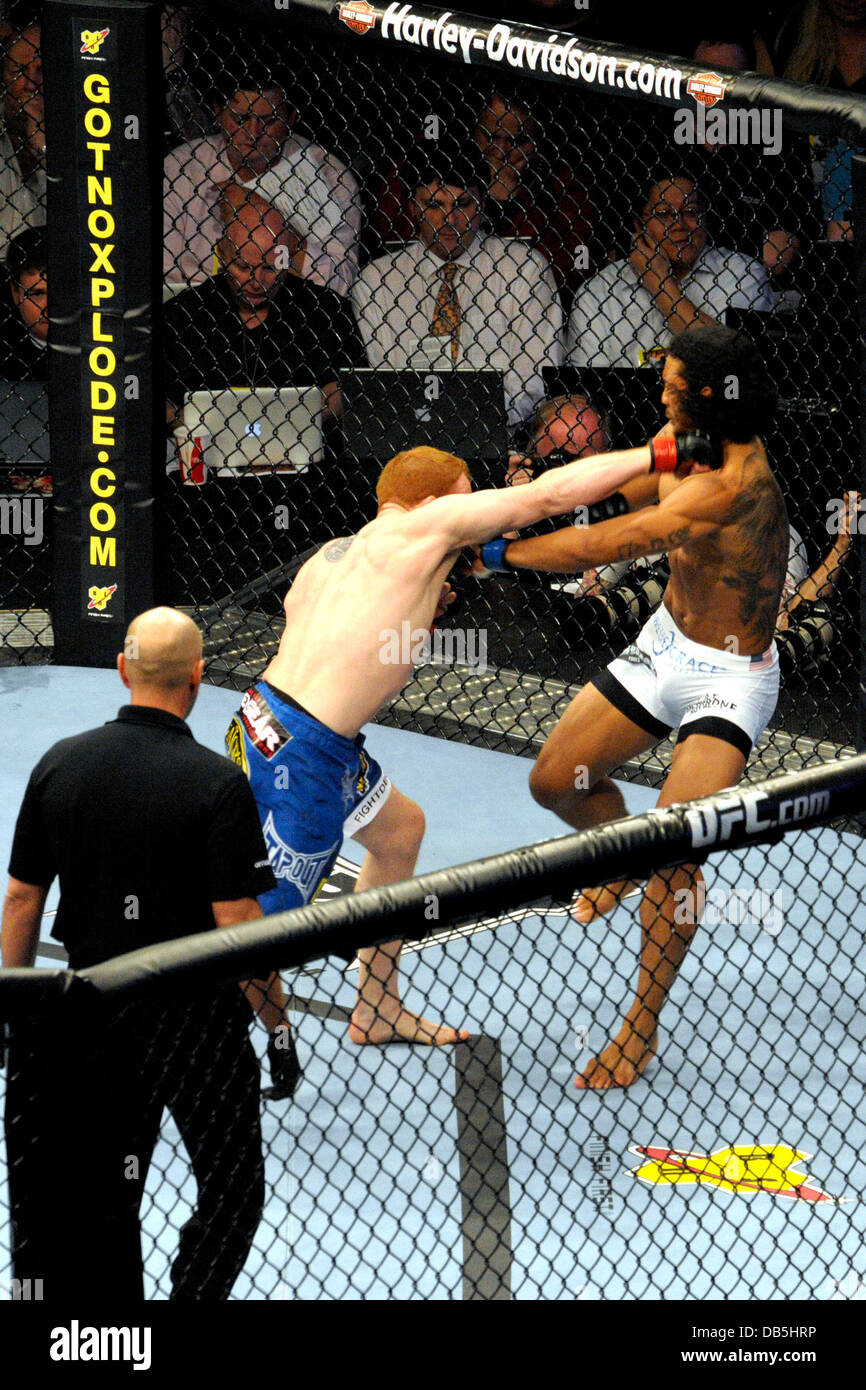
[
  {"xmin": 0, "ymin": 381, "xmax": 50, "ymax": 465},
  {"xmin": 339, "ymin": 369, "xmax": 507, "ymax": 461},
  {"xmin": 542, "ymin": 366, "xmax": 665, "ymax": 448},
  {"xmin": 180, "ymin": 386, "xmax": 323, "ymax": 475}
]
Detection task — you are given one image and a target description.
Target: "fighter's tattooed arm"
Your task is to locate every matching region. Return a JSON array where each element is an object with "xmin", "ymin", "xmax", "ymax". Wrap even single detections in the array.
[
  {"xmin": 611, "ymin": 525, "xmax": 694, "ymax": 562},
  {"xmin": 501, "ymin": 514, "xmax": 706, "ymax": 573}
]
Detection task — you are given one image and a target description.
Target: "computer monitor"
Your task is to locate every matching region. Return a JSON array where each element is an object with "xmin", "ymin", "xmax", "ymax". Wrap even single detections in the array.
[
  {"xmin": 180, "ymin": 386, "xmax": 323, "ymax": 475},
  {"xmin": 340, "ymin": 369, "xmax": 507, "ymax": 461}
]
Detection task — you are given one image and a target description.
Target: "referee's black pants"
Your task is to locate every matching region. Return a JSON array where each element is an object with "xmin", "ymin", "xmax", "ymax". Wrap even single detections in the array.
[
  {"xmin": 5, "ymin": 982, "xmax": 264, "ymax": 1302},
  {"xmin": 123, "ymin": 987, "xmax": 265, "ymax": 1301}
]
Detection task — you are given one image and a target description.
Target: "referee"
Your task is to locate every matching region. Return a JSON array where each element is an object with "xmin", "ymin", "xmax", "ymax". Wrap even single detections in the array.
[{"xmin": 2, "ymin": 608, "xmax": 282, "ymax": 1301}]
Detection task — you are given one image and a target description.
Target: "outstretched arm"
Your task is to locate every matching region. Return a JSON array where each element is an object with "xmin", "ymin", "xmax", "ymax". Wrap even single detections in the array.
[
  {"xmin": 415, "ymin": 443, "xmax": 663, "ymax": 551},
  {"xmin": 499, "ymin": 468, "xmax": 735, "ymax": 573}
]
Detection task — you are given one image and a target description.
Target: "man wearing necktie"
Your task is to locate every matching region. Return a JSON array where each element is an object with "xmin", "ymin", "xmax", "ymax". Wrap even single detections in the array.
[
  {"xmin": 415, "ymin": 154, "xmax": 482, "ymax": 371},
  {"xmin": 352, "ymin": 141, "xmax": 563, "ymax": 430},
  {"xmin": 431, "ymin": 261, "xmax": 461, "ymax": 364}
]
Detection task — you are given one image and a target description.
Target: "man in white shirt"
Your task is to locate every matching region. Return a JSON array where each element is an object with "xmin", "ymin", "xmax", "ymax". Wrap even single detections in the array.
[
  {"xmin": 0, "ymin": 23, "xmax": 46, "ymax": 263},
  {"xmin": 164, "ymin": 62, "xmax": 360, "ymax": 298},
  {"xmin": 352, "ymin": 145, "xmax": 563, "ymax": 431},
  {"xmin": 567, "ymin": 174, "xmax": 771, "ymax": 368}
]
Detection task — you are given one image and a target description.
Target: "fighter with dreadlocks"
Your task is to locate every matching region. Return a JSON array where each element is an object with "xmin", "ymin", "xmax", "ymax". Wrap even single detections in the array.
[{"xmin": 474, "ymin": 324, "xmax": 788, "ymax": 1089}]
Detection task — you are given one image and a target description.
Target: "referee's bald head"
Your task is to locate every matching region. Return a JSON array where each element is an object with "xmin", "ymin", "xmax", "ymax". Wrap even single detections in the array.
[{"xmin": 122, "ymin": 608, "xmax": 203, "ymax": 691}]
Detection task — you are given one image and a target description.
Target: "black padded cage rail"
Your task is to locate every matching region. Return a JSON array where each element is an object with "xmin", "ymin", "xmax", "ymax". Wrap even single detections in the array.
[{"xmin": 1, "ymin": 753, "xmax": 865, "ymax": 1301}]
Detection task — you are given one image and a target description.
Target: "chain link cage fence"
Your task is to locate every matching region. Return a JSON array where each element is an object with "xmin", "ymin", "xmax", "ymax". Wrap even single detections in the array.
[
  {"xmin": 1, "ymin": 0, "xmax": 865, "ymax": 1310},
  {"xmin": 0, "ymin": 12, "xmax": 51, "ymax": 661},
  {"xmin": 154, "ymin": 1, "xmax": 862, "ymax": 784},
  {"xmin": 2, "ymin": 757, "xmax": 866, "ymax": 1301}
]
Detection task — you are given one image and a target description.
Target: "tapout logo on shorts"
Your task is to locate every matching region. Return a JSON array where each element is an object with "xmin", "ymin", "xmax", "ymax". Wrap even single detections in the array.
[{"xmin": 262, "ymin": 813, "xmax": 338, "ymax": 898}]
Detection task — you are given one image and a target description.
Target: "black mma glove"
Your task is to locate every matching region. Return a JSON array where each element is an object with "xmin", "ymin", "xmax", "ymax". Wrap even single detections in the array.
[{"xmin": 649, "ymin": 431, "xmax": 720, "ymax": 472}]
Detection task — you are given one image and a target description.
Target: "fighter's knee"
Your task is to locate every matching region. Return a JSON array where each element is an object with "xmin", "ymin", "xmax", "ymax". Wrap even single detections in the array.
[
  {"xmin": 391, "ymin": 798, "xmax": 425, "ymax": 859},
  {"xmin": 529, "ymin": 756, "xmax": 582, "ymax": 813},
  {"xmin": 529, "ymin": 762, "xmax": 557, "ymax": 810}
]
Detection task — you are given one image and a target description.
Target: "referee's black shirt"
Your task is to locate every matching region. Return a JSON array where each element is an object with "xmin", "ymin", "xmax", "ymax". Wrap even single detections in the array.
[{"xmin": 8, "ymin": 705, "xmax": 276, "ymax": 969}]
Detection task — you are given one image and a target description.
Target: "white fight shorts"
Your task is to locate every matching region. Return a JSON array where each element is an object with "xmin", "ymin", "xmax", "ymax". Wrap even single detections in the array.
[{"xmin": 592, "ymin": 604, "xmax": 780, "ymax": 758}]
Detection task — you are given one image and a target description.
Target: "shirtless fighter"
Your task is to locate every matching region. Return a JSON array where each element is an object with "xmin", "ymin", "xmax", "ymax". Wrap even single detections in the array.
[
  {"xmin": 475, "ymin": 325, "xmax": 788, "ymax": 1089},
  {"xmin": 227, "ymin": 433, "xmax": 709, "ymax": 1049}
]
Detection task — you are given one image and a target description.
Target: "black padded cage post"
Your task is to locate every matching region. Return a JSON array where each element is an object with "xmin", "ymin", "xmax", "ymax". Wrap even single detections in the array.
[{"xmin": 43, "ymin": 0, "xmax": 163, "ymax": 666}]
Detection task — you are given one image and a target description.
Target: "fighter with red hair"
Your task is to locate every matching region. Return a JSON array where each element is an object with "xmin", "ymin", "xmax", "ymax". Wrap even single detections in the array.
[{"xmin": 228, "ymin": 435, "xmax": 701, "ymax": 1060}]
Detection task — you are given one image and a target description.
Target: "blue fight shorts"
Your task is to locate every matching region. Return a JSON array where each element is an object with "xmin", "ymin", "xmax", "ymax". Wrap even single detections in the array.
[{"xmin": 225, "ymin": 682, "xmax": 391, "ymax": 915}]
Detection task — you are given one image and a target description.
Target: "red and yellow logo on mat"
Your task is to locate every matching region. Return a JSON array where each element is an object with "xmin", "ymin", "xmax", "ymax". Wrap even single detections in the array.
[{"xmin": 628, "ymin": 1144, "xmax": 852, "ymax": 1205}]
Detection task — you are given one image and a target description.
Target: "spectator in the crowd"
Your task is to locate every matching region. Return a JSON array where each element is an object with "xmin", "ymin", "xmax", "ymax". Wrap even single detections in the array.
[
  {"xmin": 566, "ymin": 173, "xmax": 771, "ymax": 367},
  {"xmin": 772, "ymin": 0, "xmax": 866, "ymax": 87},
  {"xmin": 0, "ymin": 225, "xmax": 50, "ymax": 493},
  {"xmin": 353, "ymin": 142, "xmax": 563, "ymax": 431},
  {"xmin": 371, "ymin": 89, "xmax": 595, "ymax": 305},
  {"xmin": 0, "ymin": 224, "xmax": 46, "ymax": 378},
  {"xmin": 0, "ymin": 21, "xmax": 45, "ymax": 262},
  {"xmin": 775, "ymin": 493, "xmax": 858, "ymax": 669},
  {"xmin": 475, "ymin": 90, "xmax": 595, "ymax": 305},
  {"xmin": 675, "ymin": 36, "xmax": 821, "ymax": 301},
  {"xmin": 161, "ymin": 3, "xmax": 215, "ymax": 152},
  {"xmin": 164, "ymin": 61, "xmax": 361, "ymax": 297},
  {"xmin": 768, "ymin": 0, "xmax": 866, "ymax": 240},
  {"xmin": 2, "ymin": 608, "xmax": 281, "ymax": 1300},
  {"xmin": 507, "ymin": 394, "xmax": 664, "ymax": 599},
  {"xmin": 163, "ymin": 185, "xmax": 365, "ymax": 433},
  {"xmin": 506, "ymin": 393, "xmax": 610, "ymax": 488}
]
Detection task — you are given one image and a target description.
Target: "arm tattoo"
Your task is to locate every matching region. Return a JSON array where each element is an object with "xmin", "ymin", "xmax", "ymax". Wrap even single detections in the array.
[
  {"xmin": 324, "ymin": 536, "xmax": 354, "ymax": 563},
  {"xmin": 613, "ymin": 524, "xmax": 693, "ymax": 561}
]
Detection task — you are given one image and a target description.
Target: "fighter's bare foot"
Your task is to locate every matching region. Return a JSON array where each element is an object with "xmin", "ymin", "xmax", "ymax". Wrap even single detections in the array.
[
  {"xmin": 574, "ymin": 1025, "xmax": 658, "ymax": 1089},
  {"xmin": 572, "ymin": 879, "xmax": 641, "ymax": 924},
  {"xmin": 348, "ymin": 1003, "xmax": 470, "ymax": 1046}
]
